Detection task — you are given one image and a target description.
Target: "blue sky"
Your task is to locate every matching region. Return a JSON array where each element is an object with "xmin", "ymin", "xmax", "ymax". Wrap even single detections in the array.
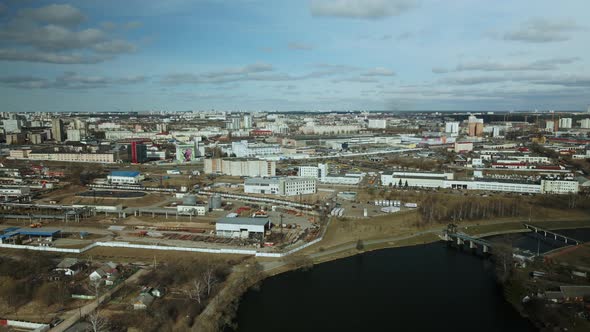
[{"xmin": 0, "ymin": 0, "xmax": 589, "ymax": 112}]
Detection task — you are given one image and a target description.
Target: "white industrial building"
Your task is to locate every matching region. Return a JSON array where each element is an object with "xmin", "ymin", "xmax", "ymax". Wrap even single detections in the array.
[
  {"xmin": 381, "ymin": 172, "xmax": 454, "ymax": 187},
  {"xmin": 298, "ymin": 163, "xmax": 362, "ymax": 185},
  {"xmin": 215, "ymin": 217, "xmax": 270, "ymax": 239},
  {"xmin": 231, "ymin": 140, "xmax": 281, "ymax": 157},
  {"xmin": 176, "ymin": 204, "xmax": 207, "ymax": 216},
  {"xmin": 204, "ymin": 158, "xmax": 276, "ymax": 177},
  {"xmin": 0, "ymin": 187, "xmax": 31, "ymax": 198},
  {"xmin": 244, "ymin": 177, "xmax": 317, "ymax": 196},
  {"xmin": 107, "ymin": 171, "xmax": 144, "ymax": 184},
  {"xmin": 454, "ymin": 142, "xmax": 474, "ymax": 153},
  {"xmin": 300, "ymin": 124, "xmax": 362, "ymax": 135},
  {"xmin": 541, "ymin": 180, "xmax": 579, "ymax": 194},
  {"xmin": 368, "ymin": 119, "xmax": 387, "ymax": 129},
  {"xmin": 380, "ymin": 172, "xmax": 578, "ymax": 195}
]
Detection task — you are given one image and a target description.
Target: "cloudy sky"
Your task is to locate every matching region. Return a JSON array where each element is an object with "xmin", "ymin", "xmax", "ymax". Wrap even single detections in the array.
[{"xmin": 0, "ymin": 0, "xmax": 589, "ymax": 112}]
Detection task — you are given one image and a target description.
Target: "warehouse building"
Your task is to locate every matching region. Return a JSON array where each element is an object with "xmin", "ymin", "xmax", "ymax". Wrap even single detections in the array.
[
  {"xmin": 298, "ymin": 163, "xmax": 362, "ymax": 185},
  {"xmin": 215, "ymin": 217, "xmax": 270, "ymax": 239},
  {"xmin": 381, "ymin": 172, "xmax": 453, "ymax": 187},
  {"xmin": 381, "ymin": 172, "xmax": 578, "ymax": 195},
  {"xmin": 0, "ymin": 187, "xmax": 31, "ymax": 199},
  {"xmin": 0, "ymin": 227, "xmax": 61, "ymax": 244},
  {"xmin": 244, "ymin": 177, "xmax": 317, "ymax": 196},
  {"xmin": 107, "ymin": 171, "xmax": 144, "ymax": 185}
]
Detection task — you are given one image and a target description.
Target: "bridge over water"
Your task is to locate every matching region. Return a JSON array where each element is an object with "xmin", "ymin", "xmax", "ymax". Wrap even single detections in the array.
[{"xmin": 522, "ymin": 223, "xmax": 584, "ymax": 246}]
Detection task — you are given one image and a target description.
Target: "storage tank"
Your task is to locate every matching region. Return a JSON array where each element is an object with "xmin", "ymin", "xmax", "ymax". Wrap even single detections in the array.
[
  {"xmin": 182, "ymin": 195, "xmax": 197, "ymax": 205},
  {"xmin": 209, "ymin": 194, "xmax": 222, "ymax": 209}
]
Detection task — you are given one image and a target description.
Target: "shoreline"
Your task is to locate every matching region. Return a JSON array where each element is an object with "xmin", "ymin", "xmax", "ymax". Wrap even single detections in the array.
[{"xmin": 197, "ymin": 217, "xmax": 589, "ymax": 331}]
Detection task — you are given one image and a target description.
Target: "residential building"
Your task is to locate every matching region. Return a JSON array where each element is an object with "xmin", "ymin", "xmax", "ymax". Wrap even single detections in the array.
[
  {"xmin": 130, "ymin": 141, "xmax": 148, "ymax": 164},
  {"xmin": 204, "ymin": 158, "xmax": 276, "ymax": 177},
  {"xmin": 559, "ymin": 118, "xmax": 572, "ymax": 129},
  {"xmin": 444, "ymin": 121, "xmax": 460, "ymax": 136},
  {"xmin": 3, "ymin": 119, "xmax": 23, "ymax": 134},
  {"xmin": 580, "ymin": 118, "xmax": 590, "ymax": 129},
  {"xmin": 545, "ymin": 121, "xmax": 555, "ymax": 132},
  {"xmin": 5, "ymin": 133, "xmax": 25, "ymax": 145},
  {"xmin": 52, "ymin": 118, "xmax": 65, "ymax": 142},
  {"xmin": 26, "ymin": 152, "xmax": 117, "ymax": 163},
  {"xmin": 242, "ymin": 114, "xmax": 252, "ymax": 129},
  {"xmin": 29, "ymin": 133, "xmax": 43, "ymax": 144},
  {"xmin": 66, "ymin": 129, "xmax": 84, "ymax": 142},
  {"xmin": 467, "ymin": 116, "xmax": 484, "ymax": 137}
]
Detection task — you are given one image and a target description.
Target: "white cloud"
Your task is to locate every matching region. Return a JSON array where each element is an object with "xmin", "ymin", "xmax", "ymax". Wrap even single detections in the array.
[
  {"xmin": 288, "ymin": 42, "xmax": 313, "ymax": 51},
  {"xmin": 503, "ymin": 18, "xmax": 580, "ymax": 43},
  {"xmin": 362, "ymin": 67, "xmax": 395, "ymax": 76},
  {"xmin": 310, "ymin": 0, "xmax": 417, "ymax": 19},
  {"xmin": 0, "ymin": 49, "xmax": 112, "ymax": 64},
  {"xmin": 18, "ymin": 4, "xmax": 85, "ymax": 26},
  {"xmin": 0, "ymin": 4, "xmax": 139, "ymax": 64},
  {"xmin": 433, "ymin": 57, "xmax": 579, "ymax": 74},
  {"xmin": 0, "ymin": 72, "xmax": 148, "ymax": 89}
]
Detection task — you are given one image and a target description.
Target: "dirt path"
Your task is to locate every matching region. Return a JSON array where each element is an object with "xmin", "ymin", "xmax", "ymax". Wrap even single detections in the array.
[{"xmin": 50, "ymin": 268, "xmax": 148, "ymax": 332}]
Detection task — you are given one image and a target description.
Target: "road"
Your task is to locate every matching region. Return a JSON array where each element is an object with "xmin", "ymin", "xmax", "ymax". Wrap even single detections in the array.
[{"xmin": 50, "ymin": 268, "xmax": 148, "ymax": 332}]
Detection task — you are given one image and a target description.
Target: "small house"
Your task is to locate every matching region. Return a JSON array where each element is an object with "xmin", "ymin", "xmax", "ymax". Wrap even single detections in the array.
[
  {"xmin": 55, "ymin": 258, "xmax": 87, "ymax": 276},
  {"xmin": 133, "ymin": 293, "xmax": 155, "ymax": 310}
]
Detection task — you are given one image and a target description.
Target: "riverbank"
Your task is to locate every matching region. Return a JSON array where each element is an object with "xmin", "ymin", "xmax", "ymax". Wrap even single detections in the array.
[{"xmin": 196, "ymin": 216, "xmax": 590, "ymax": 331}]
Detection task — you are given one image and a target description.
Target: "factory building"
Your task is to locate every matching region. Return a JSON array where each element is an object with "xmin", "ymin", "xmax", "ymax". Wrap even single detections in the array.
[
  {"xmin": 107, "ymin": 171, "xmax": 144, "ymax": 185},
  {"xmin": 215, "ymin": 217, "xmax": 270, "ymax": 239},
  {"xmin": 541, "ymin": 180, "xmax": 579, "ymax": 194},
  {"xmin": 298, "ymin": 163, "xmax": 361, "ymax": 185},
  {"xmin": 380, "ymin": 172, "xmax": 578, "ymax": 195},
  {"xmin": 244, "ymin": 177, "xmax": 316, "ymax": 196}
]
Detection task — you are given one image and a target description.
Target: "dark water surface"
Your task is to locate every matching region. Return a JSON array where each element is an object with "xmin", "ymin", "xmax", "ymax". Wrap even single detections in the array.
[
  {"xmin": 232, "ymin": 242, "xmax": 538, "ymax": 332},
  {"xmin": 492, "ymin": 228, "xmax": 590, "ymax": 254}
]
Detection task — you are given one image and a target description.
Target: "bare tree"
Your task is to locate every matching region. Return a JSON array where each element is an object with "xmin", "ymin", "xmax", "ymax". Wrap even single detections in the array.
[
  {"xmin": 203, "ymin": 266, "xmax": 217, "ymax": 297},
  {"xmin": 492, "ymin": 240, "xmax": 514, "ymax": 283},
  {"xmin": 185, "ymin": 279, "xmax": 204, "ymax": 304},
  {"xmin": 88, "ymin": 279, "xmax": 102, "ymax": 302},
  {"xmin": 86, "ymin": 310, "xmax": 109, "ymax": 332}
]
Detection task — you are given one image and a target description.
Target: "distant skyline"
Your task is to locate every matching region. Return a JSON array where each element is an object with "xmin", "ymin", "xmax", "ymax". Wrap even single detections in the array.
[{"xmin": 0, "ymin": 0, "xmax": 589, "ymax": 112}]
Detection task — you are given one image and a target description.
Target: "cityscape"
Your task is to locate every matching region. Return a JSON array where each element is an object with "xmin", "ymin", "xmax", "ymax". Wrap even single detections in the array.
[{"xmin": 0, "ymin": 1, "xmax": 590, "ymax": 332}]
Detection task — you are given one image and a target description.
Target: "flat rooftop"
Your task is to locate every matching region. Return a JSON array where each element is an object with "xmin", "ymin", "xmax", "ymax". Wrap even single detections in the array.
[
  {"xmin": 110, "ymin": 170, "xmax": 141, "ymax": 177},
  {"xmin": 216, "ymin": 217, "xmax": 270, "ymax": 226}
]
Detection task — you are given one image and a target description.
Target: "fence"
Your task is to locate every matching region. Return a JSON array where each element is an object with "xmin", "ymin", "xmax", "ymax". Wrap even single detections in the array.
[
  {"xmin": 0, "ymin": 319, "xmax": 49, "ymax": 332},
  {"xmin": 0, "ymin": 218, "xmax": 331, "ymax": 258},
  {"xmin": 198, "ymin": 190, "xmax": 315, "ymax": 210}
]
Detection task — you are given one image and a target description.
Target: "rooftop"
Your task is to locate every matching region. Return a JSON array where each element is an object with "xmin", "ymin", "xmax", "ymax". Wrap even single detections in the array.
[
  {"xmin": 216, "ymin": 217, "xmax": 270, "ymax": 226},
  {"xmin": 110, "ymin": 170, "xmax": 141, "ymax": 177}
]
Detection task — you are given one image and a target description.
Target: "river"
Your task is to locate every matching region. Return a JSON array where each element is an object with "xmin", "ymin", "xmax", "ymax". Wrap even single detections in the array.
[{"xmin": 231, "ymin": 228, "xmax": 590, "ymax": 332}]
